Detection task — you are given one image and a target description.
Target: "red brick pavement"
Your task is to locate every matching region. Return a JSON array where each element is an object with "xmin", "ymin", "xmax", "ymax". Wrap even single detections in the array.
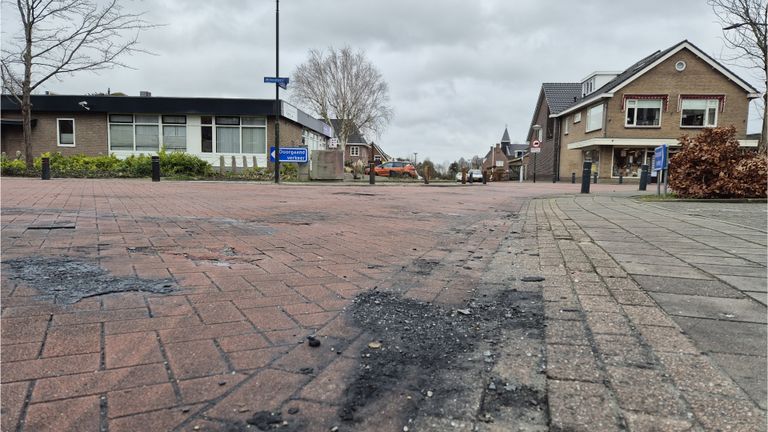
[{"xmin": 1, "ymin": 178, "xmax": 636, "ymax": 431}]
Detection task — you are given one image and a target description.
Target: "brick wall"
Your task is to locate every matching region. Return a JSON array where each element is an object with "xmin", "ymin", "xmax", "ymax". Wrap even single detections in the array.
[{"xmin": 1, "ymin": 112, "xmax": 108, "ymax": 159}]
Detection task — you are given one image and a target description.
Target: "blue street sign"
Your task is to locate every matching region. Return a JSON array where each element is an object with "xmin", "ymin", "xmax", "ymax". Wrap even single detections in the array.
[
  {"xmin": 264, "ymin": 77, "xmax": 289, "ymax": 89},
  {"xmin": 653, "ymin": 144, "xmax": 668, "ymax": 171},
  {"xmin": 269, "ymin": 146, "xmax": 308, "ymax": 163}
]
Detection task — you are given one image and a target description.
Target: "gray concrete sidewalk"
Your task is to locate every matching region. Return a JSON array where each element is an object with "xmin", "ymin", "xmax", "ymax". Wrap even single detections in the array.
[{"xmin": 533, "ymin": 194, "xmax": 766, "ymax": 430}]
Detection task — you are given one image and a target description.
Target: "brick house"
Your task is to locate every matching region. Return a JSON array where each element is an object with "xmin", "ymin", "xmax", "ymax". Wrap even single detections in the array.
[
  {"xmin": 482, "ymin": 143, "xmax": 509, "ymax": 180},
  {"xmin": 527, "ymin": 40, "xmax": 760, "ymax": 181},
  {"xmin": 329, "ymin": 119, "xmax": 369, "ymax": 165},
  {"xmin": 0, "ymin": 94, "xmax": 332, "ymax": 168},
  {"xmin": 526, "ymin": 84, "xmax": 582, "ymax": 181}
]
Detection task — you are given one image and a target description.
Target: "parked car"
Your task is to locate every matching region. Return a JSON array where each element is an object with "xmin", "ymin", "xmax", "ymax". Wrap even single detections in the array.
[
  {"xmin": 367, "ymin": 161, "xmax": 418, "ymax": 178},
  {"xmin": 455, "ymin": 169, "xmax": 484, "ymax": 182}
]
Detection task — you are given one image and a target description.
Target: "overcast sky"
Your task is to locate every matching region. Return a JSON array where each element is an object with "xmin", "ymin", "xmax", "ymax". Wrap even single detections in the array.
[{"xmin": 2, "ymin": 0, "xmax": 763, "ymax": 165}]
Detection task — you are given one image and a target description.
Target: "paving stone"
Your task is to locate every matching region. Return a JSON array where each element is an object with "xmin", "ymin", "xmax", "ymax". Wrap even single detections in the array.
[
  {"xmin": 622, "ymin": 411, "xmax": 696, "ymax": 431},
  {"xmin": 593, "ymin": 334, "xmax": 654, "ymax": 367},
  {"xmin": 636, "ymin": 325, "xmax": 699, "ymax": 354},
  {"xmin": 2, "ymin": 353, "xmax": 101, "ymax": 383},
  {"xmin": 633, "ymin": 275, "xmax": 745, "ymax": 298},
  {"xmin": 717, "ymin": 275, "xmax": 768, "ymax": 293},
  {"xmin": 109, "ymin": 405, "xmax": 200, "ymax": 432},
  {"xmin": 585, "ymin": 312, "xmax": 633, "ymax": 335},
  {"xmin": 1, "ymin": 381, "xmax": 29, "ymax": 432},
  {"xmin": 105, "ymin": 331, "xmax": 164, "ymax": 368},
  {"xmin": 165, "ymin": 339, "xmax": 229, "ymax": 379},
  {"xmin": 606, "ymin": 366, "xmax": 686, "ymax": 416},
  {"xmin": 710, "ymin": 353, "xmax": 768, "ymax": 410},
  {"xmin": 649, "ymin": 292, "xmax": 767, "ymax": 323},
  {"xmin": 658, "ymin": 353, "xmax": 743, "ymax": 397},
  {"xmin": 685, "ymin": 391, "xmax": 766, "ymax": 432},
  {"xmin": 548, "ymin": 379, "xmax": 619, "ymax": 431},
  {"xmin": 622, "ymin": 305, "xmax": 678, "ymax": 327},
  {"xmin": 107, "ymin": 382, "xmax": 176, "ymax": 418},
  {"xmin": 545, "ymin": 344, "xmax": 600, "ymax": 382},
  {"xmin": 178, "ymin": 373, "xmax": 249, "ymax": 404},
  {"xmin": 24, "ymin": 395, "xmax": 101, "ymax": 432},
  {"xmin": 203, "ymin": 368, "xmax": 309, "ymax": 422},
  {"xmin": 544, "ymin": 319, "xmax": 590, "ymax": 345},
  {"xmin": 577, "ymin": 295, "xmax": 622, "ymax": 313},
  {"xmin": 31, "ymin": 363, "xmax": 168, "ymax": 402},
  {"xmin": 673, "ymin": 316, "xmax": 767, "ymax": 357}
]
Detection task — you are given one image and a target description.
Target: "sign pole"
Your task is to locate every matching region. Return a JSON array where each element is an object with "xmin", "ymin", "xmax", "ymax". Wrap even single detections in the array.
[{"xmin": 274, "ymin": 0, "xmax": 280, "ymax": 184}]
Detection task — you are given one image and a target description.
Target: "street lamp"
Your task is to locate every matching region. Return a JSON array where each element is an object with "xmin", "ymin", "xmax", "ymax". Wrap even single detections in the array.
[{"xmin": 531, "ymin": 124, "xmax": 541, "ymax": 183}]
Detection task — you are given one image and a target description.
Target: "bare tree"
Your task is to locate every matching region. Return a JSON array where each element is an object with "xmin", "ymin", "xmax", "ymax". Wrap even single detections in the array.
[
  {"xmin": 710, "ymin": 0, "xmax": 768, "ymax": 154},
  {"xmin": 290, "ymin": 46, "xmax": 393, "ymax": 154},
  {"xmin": 1, "ymin": 0, "xmax": 156, "ymax": 167}
]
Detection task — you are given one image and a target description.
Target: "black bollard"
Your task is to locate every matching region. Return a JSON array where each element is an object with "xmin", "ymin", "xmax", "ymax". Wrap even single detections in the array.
[
  {"xmin": 151, "ymin": 155, "xmax": 160, "ymax": 182},
  {"xmin": 593, "ymin": 172, "xmax": 598, "ymax": 184},
  {"xmin": 581, "ymin": 162, "xmax": 591, "ymax": 194},
  {"xmin": 571, "ymin": 172, "xmax": 576, "ymax": 184},
  {"xmin": 41, "ymin": 157, "xmax": 51, "ymax": 180},
  {"xmin": 482, "ymin": 171, "xmax": 487, "ymax": 184},
  {"xmin": 369, "ymin": 163, "xmax": 375, "ymax": 185},
  {"xmin": 639, "ymin": 164, "xmax": 649, "ymax": 191},
  {"xmin": 552, "ymin": 173, "xmax": 557, "ymax": 183},
  {"xmin": 469, "ymin": 172, "xmax": 474, "ymax": 184},
  {"xmin": 619, "ymin": 174, "xmax": 623, "ymax": 184}
]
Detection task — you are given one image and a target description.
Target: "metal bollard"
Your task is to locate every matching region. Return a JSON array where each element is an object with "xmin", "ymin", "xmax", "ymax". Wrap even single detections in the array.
[
  {"xmin": 571, "ymin": 172, "xmax": 576, "ymax": 184},
  {"xmin": 581, "ymin": 162, "xmax": 591, "ymax": 194},
  {"xmin": 369, "ymin": 163, "xmax": 375, "ymax": 185},
  {"xmin": 619, "ymin": 174, "xmax": 623, "ymax": 184},
  {"xmin": 41, "ymin": 157, "xmax": 51, "ymax": 180},
  {"xmin": 151, "ymin": 155, "xmax": 160, "ymax": 182},
  {"xmin": 639, "ymin": 164, "xmax": 649, "ymax": 191},
  {"xmin": 469, "ymin": 173, "xmax": 474, "ymax": 184},
  {"xmin": 482, "ymin": 171, "xmax": 487, "ymax": 184},
  {"xmin": 593, "ymin": 172, "xmax": 598, "ymax": 184}
]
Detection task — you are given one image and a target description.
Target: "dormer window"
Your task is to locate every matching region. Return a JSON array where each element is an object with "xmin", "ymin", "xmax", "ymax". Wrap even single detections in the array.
[{"xmin": 582, "ymin": 78, "xmax": 595, "ymax": 96}]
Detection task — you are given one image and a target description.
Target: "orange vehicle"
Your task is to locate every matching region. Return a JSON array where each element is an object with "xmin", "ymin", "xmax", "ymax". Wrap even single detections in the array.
[{"xmin": 366, "ymin": 161, "xmax": 418, "ymax": 178}]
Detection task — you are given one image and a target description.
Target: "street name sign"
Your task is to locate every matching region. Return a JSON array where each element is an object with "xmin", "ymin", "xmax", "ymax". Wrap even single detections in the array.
[
  {"xmin": 269, "ymin": 147, "xmax": 308, "ymax": 163},
  {"xmin": 264, "ymin": 76, "xmax": 289, "ymax": 89}
]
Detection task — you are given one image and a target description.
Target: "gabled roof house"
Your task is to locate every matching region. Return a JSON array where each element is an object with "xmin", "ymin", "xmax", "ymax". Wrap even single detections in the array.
[{"xmin": 527, "ymin": 40, "xmax": 760, "ymax": 180}]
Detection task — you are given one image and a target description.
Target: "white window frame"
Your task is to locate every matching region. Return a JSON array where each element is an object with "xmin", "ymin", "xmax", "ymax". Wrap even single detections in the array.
[
  {"xmin": 624, "ymin": 99, "xmax": 663, "ymax": 128},
  {"xmin": 564, "ymin": 116, "xmax": 570, "ymax": 135},
  {"xmin": 349, "ymin": 145, "xmax": 360, "ymax": 157},
  {"xmin": 57, "ymin": 118, "xmax": 76, "ymax": 147},
  {"xmin": 680, "ymin": 99, "xmax": 719, "ymax": 128},
  {"xmin": 573, "ymin": 112, "xmax": 582, "ymax": 123},
  {"xmin": 213, "ymin": 116, "xmax": 267, "ymax": 154},
  {"xmin": 585, "ymin": 104, "xmax": 604, "ymax": 133}
]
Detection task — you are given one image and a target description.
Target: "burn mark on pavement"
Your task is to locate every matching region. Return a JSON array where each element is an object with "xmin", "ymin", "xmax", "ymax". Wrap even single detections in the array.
[
  {"xmin": 340, "ymin": 288, "xmax": 546, "ymax": 426},
  {"xmin": 4, "ymin": 256, "xmax": 175, "ymax": 304}
]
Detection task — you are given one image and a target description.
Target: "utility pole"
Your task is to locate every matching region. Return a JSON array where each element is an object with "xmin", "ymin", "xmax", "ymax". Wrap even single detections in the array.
[{"xmin": 274, "ymin": 0, "xmax": 281, "ymax": 183}]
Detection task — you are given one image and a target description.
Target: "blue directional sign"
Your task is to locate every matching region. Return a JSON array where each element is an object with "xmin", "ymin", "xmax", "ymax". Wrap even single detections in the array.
[
  {"xmin": 264, "ymin": 76, "xmax": 289, "ymax": 89},
  {"xmin": 269, "ymin": 146, "xmax": 308, "ymax": 163},
  {"xmin": 653, "ymin": 144, "xmax": 668, "ymax": 171}
]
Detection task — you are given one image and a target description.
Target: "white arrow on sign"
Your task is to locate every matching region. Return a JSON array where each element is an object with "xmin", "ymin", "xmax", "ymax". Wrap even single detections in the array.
[{"xmin": 270, "ymin": 149, "xmax": 276, "ymax": 160}]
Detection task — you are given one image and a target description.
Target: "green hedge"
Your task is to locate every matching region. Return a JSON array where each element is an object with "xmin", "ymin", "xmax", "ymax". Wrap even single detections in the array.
[{"xmin": 0, "ymin": 151, "xmax": 302, "ymax": 181}]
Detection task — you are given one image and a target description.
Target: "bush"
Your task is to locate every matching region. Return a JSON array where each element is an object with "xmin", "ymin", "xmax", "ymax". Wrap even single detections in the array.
[
  {"xmin": 0, "ymin": 155, "xmax": 29, "ymax": 176},
  {"xmin": 669, "ymin": 126, "xmax": 767, "ymax": 199}
]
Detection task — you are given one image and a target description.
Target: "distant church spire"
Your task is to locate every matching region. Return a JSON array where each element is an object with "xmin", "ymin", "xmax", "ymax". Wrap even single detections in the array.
[{"xmin": 501, "ymin": 126, "xmax": 511, "ymax": 144}]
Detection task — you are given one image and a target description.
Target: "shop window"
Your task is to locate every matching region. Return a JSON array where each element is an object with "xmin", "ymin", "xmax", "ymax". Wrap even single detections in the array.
[
  {"xmin": 681, "ymin": 99, "xmax": 718, "ymax": 127},
  {"xmin": 625, "ymin": 100, "xmax": 662, "ymax": 127},
  {"xmin": 57, "ymin": 119, "xmax": 75, "ymax": 146},
  {"xmin": 612, "ymin": 148, "xmax": 649, "ymax": 177}
]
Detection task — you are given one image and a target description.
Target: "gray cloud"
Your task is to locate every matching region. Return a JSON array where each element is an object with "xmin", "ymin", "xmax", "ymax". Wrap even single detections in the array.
[{"xmin": 1, "ymin": 0, "xmax": 761, "ymax": 163}]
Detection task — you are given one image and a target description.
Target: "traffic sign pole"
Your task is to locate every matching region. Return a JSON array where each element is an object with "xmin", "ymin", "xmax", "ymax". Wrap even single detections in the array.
[{"xmin": 274, "ymin": 0, "xmax": 280, "ymax": 184}]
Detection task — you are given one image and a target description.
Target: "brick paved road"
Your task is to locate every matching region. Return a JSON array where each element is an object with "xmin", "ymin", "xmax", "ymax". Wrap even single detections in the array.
[{"xmin": 2, "ymin": 178, "xmax": 764, "ymax": 431}]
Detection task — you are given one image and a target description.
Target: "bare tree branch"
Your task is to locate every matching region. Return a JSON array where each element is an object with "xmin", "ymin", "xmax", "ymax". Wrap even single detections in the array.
[
  {"xmin": 1, "ymin": 0, "xmax": 158, "ymax": 167},
  {"xmin": 290, "ymin": 46, "xmax": 393, "ymax": 154},
  {"xmin": 710, "ymin": 0, "xmax": 768, "ymax": 154}
]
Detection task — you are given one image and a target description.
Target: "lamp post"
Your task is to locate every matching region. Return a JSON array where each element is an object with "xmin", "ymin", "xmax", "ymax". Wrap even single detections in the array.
[
  {"xmin": 531, "ymin": 124, "xmax": 541, "ymax": 183},
  {"xmin": 273, "ymin": 0, "xmax": 281, "ymax": 183}
]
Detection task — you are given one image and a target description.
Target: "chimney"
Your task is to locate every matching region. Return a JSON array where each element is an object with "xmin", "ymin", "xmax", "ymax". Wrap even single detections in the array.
[
  {"xmin": 140, "ymin": 91, "xmax": 152, "ymax": 97},
  {"xmin": 496, "ymin": 143, "xmax": 501, "ymax": 149}
]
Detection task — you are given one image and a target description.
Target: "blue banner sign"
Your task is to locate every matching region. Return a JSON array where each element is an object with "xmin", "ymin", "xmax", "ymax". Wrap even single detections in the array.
[
  {"xmin": 653, "ymin": 144, "xmax": 668, "ymax": 171},
  {"xmin": 269, "ymin": 147, "xmax": 308, "ymax": 163}
]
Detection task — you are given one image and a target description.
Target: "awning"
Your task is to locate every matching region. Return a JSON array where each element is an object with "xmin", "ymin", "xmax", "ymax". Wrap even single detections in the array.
[{"xmin": 567, "ymin": 137, "xmax": 757, "ymax": 150}]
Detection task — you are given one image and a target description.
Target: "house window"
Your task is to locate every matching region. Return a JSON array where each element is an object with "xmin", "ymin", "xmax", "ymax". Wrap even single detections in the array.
[
  {"xmin": 681, "ymin": 99, "xmax": 719, "ymax": 127},
  {"xmin": 57, "ymin": 119, "xmax": 75, "ymax": 147},
  {"xmin": 349, "ymin": 145, "xmax": 360, "ymax": 157},
  {"xmin": 625, "ymin": 99, "xmax": 662, "ymax": 127},
  {"xmin": 109, "ymin": 114, "xmax": 134, "ymax": 150},
  {"xmin": 373, "ymin": 155, "xmax": 381, "ymax": 162},
  {"xmin": 564, "ymin": 116, "xmax": 570, "ymax": 135},
  {"xmin": 574, "ymin": 112, "xmax": 581, "ymax": 123},
  {"xmin": 214, "ymin": 116, "xmax": 266, "ymax": 154},
  {"xmin": 162, "ymin": 115, "xmax": 187, "ymax": 151},
  {"xmin": 546, "ymin": 118, "xmax": 554, "ymax": 139},
  {"xmin": 586, "ymin": 104, "xmax": 604, "ymax": 132},
  {"xmin": 134, "ymin": 115, "xmax": 159, "ymax": 151}
]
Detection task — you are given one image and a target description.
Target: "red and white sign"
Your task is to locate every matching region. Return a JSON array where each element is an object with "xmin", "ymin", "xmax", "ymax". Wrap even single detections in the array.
[{"xmin": 531, "ymin": 140, "xmax": 541, "ymax": 153}]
